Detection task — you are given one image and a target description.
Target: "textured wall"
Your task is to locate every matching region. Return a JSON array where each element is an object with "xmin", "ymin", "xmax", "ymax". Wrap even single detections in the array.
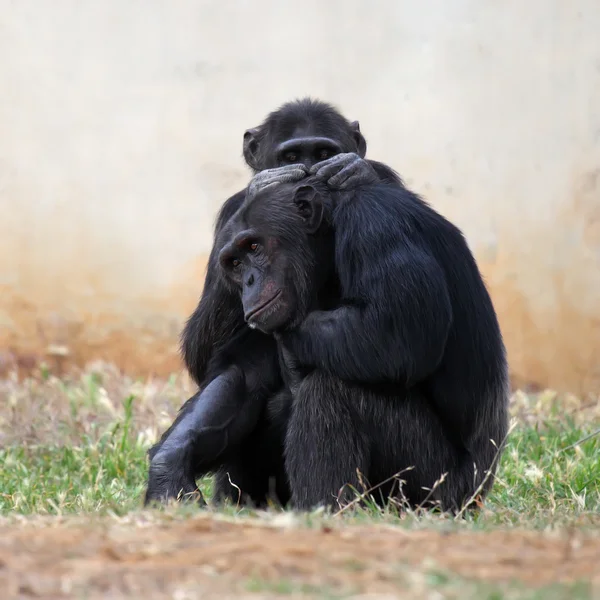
[{"xmin": 1, "ymin": 1, "xmax": 599, "ymax": 393}]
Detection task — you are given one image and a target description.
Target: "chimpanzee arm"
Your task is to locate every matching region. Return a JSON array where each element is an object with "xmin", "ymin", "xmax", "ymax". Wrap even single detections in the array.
[
  {"xmin": 146, "ymin": 330, "xmax": 281, "ymax": 506},
  {"xmin": 368, "ymin": 159, "xmax": 404, "ymax": 186},
  {"xmin": 145, "ymin": 369, "xmax": 246, "ymax": 506},
  {"xmin": 181, "ymin": 190, "xmax": 247, "ymax": 385},
  {"xmin": 281, "ymin": 187, "xmax": 453, "ymax": 386}
]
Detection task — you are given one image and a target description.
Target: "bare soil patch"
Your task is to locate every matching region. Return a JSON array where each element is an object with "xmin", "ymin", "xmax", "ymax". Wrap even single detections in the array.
[{"xmin": 1, "ymin": 514, "xmax": 598, "ymax": 599}]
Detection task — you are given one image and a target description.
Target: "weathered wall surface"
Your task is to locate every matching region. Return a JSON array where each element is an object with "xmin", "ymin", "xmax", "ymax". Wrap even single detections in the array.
[{"xmin": 1, "ymin": 1, "xmax": 599, "ymax": 393}]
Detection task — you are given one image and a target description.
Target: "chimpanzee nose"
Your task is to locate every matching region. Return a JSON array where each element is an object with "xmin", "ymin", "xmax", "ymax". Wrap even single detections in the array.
[{"xmin": 246, "ymin": 273, "xmax": 254, "ymax": 287}]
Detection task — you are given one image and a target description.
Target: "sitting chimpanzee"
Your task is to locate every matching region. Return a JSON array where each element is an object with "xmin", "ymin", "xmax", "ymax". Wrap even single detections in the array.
[
  {"xmin": 183, "ymin": 98, "xmax": 403, "ymax": 388},
  {"xmin": 146, "ymin": 166, "xmax": 510, "ymax": 511},
  {"xmin": 211, "ymin": 177, "xmax": 509, "ymax": 511},
  {"xmin": 145, "ymin": 98, "xmax": 404, "ymax": 506}
]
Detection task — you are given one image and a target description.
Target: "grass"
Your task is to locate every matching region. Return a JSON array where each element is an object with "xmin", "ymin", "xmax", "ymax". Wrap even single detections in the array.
[
  {"xmin": 0, "ymin": 364, "xmax": 599, "ymax": 598},
  {"xmin": 243, "ymin": 574, "xmax": 594, "ymax": 600},
  {"xmin": 1, "ymin": 410, "xmax": 598, "ymax": 525},
  {"xmin": 1, "ymin": 367, "xmax": 598, "ymax": 525}
]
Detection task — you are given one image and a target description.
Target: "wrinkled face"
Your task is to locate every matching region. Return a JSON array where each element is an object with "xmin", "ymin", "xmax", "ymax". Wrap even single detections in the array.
[
  {"xmin": 218, "ymin": 185, "xmax": 325, "ymax": 334},
  {"xmin": 270, "ymin": 132, "xmax": 343, "ymax": 170}
]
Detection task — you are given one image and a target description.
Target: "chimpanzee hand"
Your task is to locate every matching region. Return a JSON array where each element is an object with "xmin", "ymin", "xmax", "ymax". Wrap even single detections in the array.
[
  {"xmin": 246, "ymin": 164, "xmax": 309, "ymax": 201},
  {"xmin": 310, "ymin": 153, "xmax": 379, "ymax": 190},
  {"xmin": 145, "ymin": 445, "xmax": 206, "ymax": 507}
]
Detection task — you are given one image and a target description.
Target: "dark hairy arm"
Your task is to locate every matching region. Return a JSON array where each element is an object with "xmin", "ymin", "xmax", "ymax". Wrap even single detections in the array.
[
  {"xmin": 280, "ymin": 186, "xmax": 453, "ymax": 386},
  {"xmin": 145, "ymin": 328, "xmax": 281, "ymax": 505},
  {"xmin": 180, "ymin": 190, "xmax": 248, "ymax": 385}
]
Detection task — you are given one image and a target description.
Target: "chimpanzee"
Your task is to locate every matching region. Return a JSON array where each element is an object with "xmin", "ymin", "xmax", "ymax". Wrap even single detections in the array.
[
  {"xmin": 183, "ymin": 98, "xmax": 403, "ymax": 388},
  {"xmin": 212, "ymin": 177, "xmax": 509, "ymax": 512},
  {"xmin": 145, "ymin": 98, "xmax": 404, "ymax": 506}
]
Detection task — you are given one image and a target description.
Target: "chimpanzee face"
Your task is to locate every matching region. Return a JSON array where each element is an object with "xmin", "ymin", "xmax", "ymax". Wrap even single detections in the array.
[
  {"xmin": 218, "ymin": 185, "xmax": 325, "ymax": 334},
  {"xmin": 270, "ymin": 130, "xmax": 343, "ymax": 170},
  {"xmin": 242, "ymin": 99, "xmax": 367, "ymax": 172}
]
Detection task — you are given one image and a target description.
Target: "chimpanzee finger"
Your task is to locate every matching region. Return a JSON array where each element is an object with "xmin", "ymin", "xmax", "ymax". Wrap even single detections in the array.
[
  {"xmin": 309, "ymin": 153, "xmax": 357, "ymax": 178},
  {"xmin": 266, "ymin": 168, "xmax": 309, "ymax": 184},
  {"xmin": 261, "ymin": 164, "xmax": 309, "ymax": 179},
  {"xmin": 248, "ymin": 174, "xmax": 305, "ymax": 197},
  {"xmin": 327, "ymin": 159, "xmax": 367, "ymax": 188},
  {"xmin": 333, "ymin": 173, "xmax": 367, "ymax": 191},
  {"xmin": 253, "ymin": 173, "xmax": 307, "ymax": 191},
  {"xmin": 309, "ymin": 152, "xmax": 354, "ymax": 173},
  {"xmin": 247, "ymin": 167, "xmax": 308, "ymax": 199},
  {"xmin": 248, "ymin": 181, "xmax": 280, "ymax": 197},
  {"xmin": 250, "ymin": 165, "xmax": 308, "ymax": 186}
]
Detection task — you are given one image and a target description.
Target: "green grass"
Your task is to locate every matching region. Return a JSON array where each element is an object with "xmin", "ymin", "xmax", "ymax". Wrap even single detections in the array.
[
  {"xmin": 245, "ymin": 576, "xmax": 351, "ymax": 598},
  {"xmin": 244, "ymin": 574, "xmax": 594, "ymax": 600},
  {"xmin": 1, "ymin": 374, "xmax": 598, "ymax": 526},
  {"xmin": 1, "ymin": 416, "xmax": 598, "ymax": 524},
  {"xmin": 0, "ymin": 369, "xmax": 599, "ymax": 599}
]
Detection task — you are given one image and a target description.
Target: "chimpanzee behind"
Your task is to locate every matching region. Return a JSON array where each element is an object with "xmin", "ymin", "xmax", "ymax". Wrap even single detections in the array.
[
  {"xmin": 214, "ymin": 177, "xmax": 509, "ymax": 512},
  {"xmin": 182, "ymin": 98, "xmax": 403, "ymax": 388},
  {"xmin": 145, "ymin": 99, "xmax": 403, "ymax": 506}
]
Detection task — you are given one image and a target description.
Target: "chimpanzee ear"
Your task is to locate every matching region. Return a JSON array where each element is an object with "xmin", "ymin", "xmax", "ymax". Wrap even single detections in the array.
[
  {"xmin": 293, "ymin": 186, "xmax": 323, "ymax": 234},
  {"xmin": 350, "ymin": 120, "xmax": 367, "ymax": 158},
  {"xmin": 243, "ymin": 127, "xmax": 261, "ymax": 171}
]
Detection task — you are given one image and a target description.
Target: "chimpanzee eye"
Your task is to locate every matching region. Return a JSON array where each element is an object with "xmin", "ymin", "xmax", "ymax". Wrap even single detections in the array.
[
  {"xmin": 249, "ymin": 243, "xmax": 258, "ymax": 252},
  {"xmin": 231, "ymin": 258, "xmax": 240, "ymax": 268},
  {"xmin": 285, "ymin": 152, "xmax": 298, "ymax": 163}
]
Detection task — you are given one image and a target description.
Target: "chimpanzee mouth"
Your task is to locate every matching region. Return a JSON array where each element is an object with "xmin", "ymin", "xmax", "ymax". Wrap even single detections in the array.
[{"xmin": 245, "ymin": 290, "xmax": 283, "ymax": 323}]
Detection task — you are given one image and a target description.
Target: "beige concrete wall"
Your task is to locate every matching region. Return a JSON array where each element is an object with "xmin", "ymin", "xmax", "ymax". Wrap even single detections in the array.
[{"xmin": 1, "ymin": 1, "xmax": 599, "ymax": 393}]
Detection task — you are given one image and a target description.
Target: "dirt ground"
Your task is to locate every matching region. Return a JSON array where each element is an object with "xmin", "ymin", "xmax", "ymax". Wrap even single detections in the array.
[{"xmin": 1, "ymin": 514, "xmax": 599, "ymax": 599}]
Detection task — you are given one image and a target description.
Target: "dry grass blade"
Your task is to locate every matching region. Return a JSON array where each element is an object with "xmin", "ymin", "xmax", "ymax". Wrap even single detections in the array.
[{"xmin": 561, "ymin": 427, "xmax": 600, "ymax": 452}]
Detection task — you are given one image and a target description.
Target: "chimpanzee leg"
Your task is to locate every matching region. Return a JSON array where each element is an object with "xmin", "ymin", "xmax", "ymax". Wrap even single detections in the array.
[
  {"xmin": 212, "ymin": 389, "xmax": 292, "ymax": 508},
  {"xmin": 356, "ymin": 387, "xmax": 503, "ymax": 514},
  {"xmin": 145, "ymin": 365, "xmax": 265, "ymax": 506},
  {"xmin": 284, "ymin": 373, "xmax": 370, "ymax": 511}
]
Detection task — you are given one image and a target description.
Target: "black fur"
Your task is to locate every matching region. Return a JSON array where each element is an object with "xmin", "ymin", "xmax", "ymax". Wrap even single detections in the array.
[
  {"xmin": 182, "ymin": 98, "xmax": 402, "ymax": 387},
  {"xmin": 145, "ymin": 99, "xmax": 509, "ymax": 513},
  {"xmin": 144, "ymin": 327, "xmax": 283, "ymax": 506},
  {"xmin": 145, "ymin": 98, "xmax": 403, "ymax": 507},
  {"xmin": 277, "ymin": 181, "xmax": 509, "ymax": 511},
  {"xmin": 213, "ymin": 178, "xmax": 509, "ymax": 512}
]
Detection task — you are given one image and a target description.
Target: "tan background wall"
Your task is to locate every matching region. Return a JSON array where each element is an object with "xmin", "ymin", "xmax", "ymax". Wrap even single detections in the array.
[{"xmin": 1, "ymin": 1, "xmax": 599, "ymax": 394}]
